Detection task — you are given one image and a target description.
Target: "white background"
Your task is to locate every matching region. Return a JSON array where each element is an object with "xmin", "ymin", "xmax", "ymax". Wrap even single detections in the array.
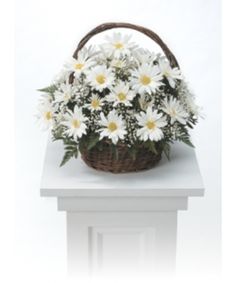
[{"xmin": 14, "ymin": 0, "xmax": 221, "ymax": 282}]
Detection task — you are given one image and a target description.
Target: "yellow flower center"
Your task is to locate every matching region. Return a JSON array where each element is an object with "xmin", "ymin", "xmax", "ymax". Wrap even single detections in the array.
[
  {"xmin": 91, "ymin": 99, "xmax": 100, "ymax": 109},
  {"xmin": 170, "ymin": 108, "xmax": 176, "ymax": 116},
  {"xmin": 117, "ymin": 92, "xmax": 127, "ymax": 101},
  {"xmin": 75, "ymin": 63, "xmax": 84, "ymax": 70},
  {"xmin": 114, "ymin": 42, "xmax": 123, "ymax": 49},
  {"xmin": 96, "ymin": 74, "xmax": 106, "ymax": 85},
  {"xmin": 45, "ymin": 111, "xmax": 52, "ymax": 120},
  {"xmin": 146, "ymin": 120, "xmax": 156, "ymax": 130},
  {"xmin": 72, "ymin": 119, "xmax": 80, "ymax": 128},
  {"xmin": 108, "ymin": 122, "xmax": 118, "ymax": 132},
  {"xmin": 140, "ymin": 75, "xmax": 151, "ymax": 85},
  {"xmin": 64, "ymin": 93, "xmax": 70, "ymax": 100}
]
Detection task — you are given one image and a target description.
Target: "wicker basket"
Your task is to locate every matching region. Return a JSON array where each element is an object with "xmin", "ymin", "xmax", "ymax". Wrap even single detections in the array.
[
  {"xmin": 71, "ymin": 22, "xmax": 179, "ymax": 173},
  {"xmin": 81, "ymin": 141, "xmax": 162, "ymax": 173}
]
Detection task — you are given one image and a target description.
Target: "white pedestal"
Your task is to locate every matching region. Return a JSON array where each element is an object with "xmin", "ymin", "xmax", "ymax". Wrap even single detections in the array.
[{"xmin": 40, "ymin": 140, "xmax": 204, "ymax": 277}]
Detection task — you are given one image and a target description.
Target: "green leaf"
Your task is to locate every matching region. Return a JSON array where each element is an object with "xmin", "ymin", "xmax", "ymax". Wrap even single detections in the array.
[
  {"xmin": 63, "ymin": 139, "xmax": 78, "ymax": 146},
  {"xmin": 163, "ymin": 143, "xmax": 171, "ymax": 160},
  {"xmin": 74, "ymin": 150, "xmax": 78, "ymax": 158},
  {"xmin": 78, "ymin": 138, "xmax": 87, "ymax": 152},
  {"xmin": 149, "ymin": 141, "xmax": 158, "ymax": 154},
  {"xmin": 114, "ymin": 147, "xmax": 119, "ymax": 160},
  {"xmin": 60, "ymin": 140, "xmax": 79, "ymax": 166},
  {"xmin": 111, "ymin": 144, "xmax": 119, "ymax": 160},
  {"xmin": 37, "ymin": 85, "xmax": 57, "ymax": 94},
  {"xmin": 52, "ymin": 126, "xmax": 64, "ymax": 141},
  {"xmin": 129, "ymin": 147, "xmax": 137, "ymax": 161},
  {"xmin": 186, "ymin": 121, "xmax": 194, "ymax": 129},
  {"xmin": 86, "ymin": 134, "xmax": 100, "ymax": 151},
  {"xmin": 143, "ymin": 140, "xmax": 158, "ymax": 154},
  {"xmin": 65, "ymin": 146, "xmax": 77, "ymax": 151},
  {"xmin": 177, "ymin": 131, "xmax": 195, "ymax": 148},
  {"xmin": 181, "ymin": 138, "xmax": 195, "ymax": 148},
  {"xmin": 60, "ymin": 150, "xmax": 74, "ymax": 167}
]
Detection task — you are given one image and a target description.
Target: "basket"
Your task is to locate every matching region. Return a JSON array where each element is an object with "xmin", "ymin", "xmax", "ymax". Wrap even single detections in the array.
[
  {"xmin": 81, "ymin": 140, "xmax": 162, "ymax": 173},
  {"xmin": 71, "ymin": 22, "xmax": 180, "ymax": 173}
]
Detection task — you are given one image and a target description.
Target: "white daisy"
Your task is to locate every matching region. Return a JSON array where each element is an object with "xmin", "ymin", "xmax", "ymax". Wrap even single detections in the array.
[
  {"xmin": 86, "ymin": 94, "xmax": 104, "ymax": 111},
  {"xmin": 78, "ymin": 45, "xmax": 99, "ymax": 58},
  {"xmin": 87, "ymin": 65, "xmax": 115, "ymax": 91},
  {"xmin": 101, "ymin": 32, "xmax": 137, "ymax": 58},
  {"xmin": 158, "ymin": 59, "xmax": 182, "ymax": 88},
  {"xmin": 110, "ymin": 58, "xmax": 126, "ymax": 69},
  {"xmin": 107, "ymin": 82, "xmax": 135, "ymax": 107},
  {"xmin": 54, "ymin": 82, "xmax": 76, "ymax": 104},
  {"xmin": 136, "ymin": 107, "xmax": 167, "ymax": 141},
  {"xmin": 38, "ymin": 92, "xmax": 53, "ymax": 105},
  {"xmin": 64, "ymin": 47, "xmax": 95, "ymax": 78},
  {"xmin": 133, "ymin": 48, "xmax": 158, "ymax": 65},
  {"xmin": 138, "ymin": 94, "xmax": 154, "ymax": 111},
  {"xmin": 36, "ymin": 102, "xmax": 55, "ymax": 131},
  {"xmin": 52, "ymin": 69, "xmax": 71, "ymax": 85},
  {"xmin": 93, "ymin": 48, "xmax": 110, "ymax": 65},
  {"xmin": 61, "ymin": 105, "xmax": 88, "ymax": 139},
  {"xmin": 131, "ymin": 63, "xmax": 163, "ymax": 94},
  {"xmin": 161, "ymin": 97, "xmax": 188, "ymax": 124},
  {"xmin": 98, "ymin": 110, "xmax": 127, "ymax": 144},
  {"xmin": 183, "ymin": 92, "xmax": 202, "ymax": 118},
  {"xmin": 188, "ymin": 99, "xmax": 202, "ymax": 118}
]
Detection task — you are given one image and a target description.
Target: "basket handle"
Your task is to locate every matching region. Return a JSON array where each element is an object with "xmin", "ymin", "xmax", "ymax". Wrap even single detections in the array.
[{"xmin": 73, "ymin": 22, "xmax": 179, "ymax": 68}]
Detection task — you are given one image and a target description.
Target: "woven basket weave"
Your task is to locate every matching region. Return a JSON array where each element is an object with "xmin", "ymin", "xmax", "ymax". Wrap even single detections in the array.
[
  {"xmin": 81, "ymin": 141, "xmax": 162, "ymax": 173},
  {"xmin": 71, "ymin": 22, "xmax": 179, "ymax": 173}
]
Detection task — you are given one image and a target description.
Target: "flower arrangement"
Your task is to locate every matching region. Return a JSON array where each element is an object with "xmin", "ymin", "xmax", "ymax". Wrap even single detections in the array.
[{"xmin": 37, "ymin": 23, "xmax": 201, "ymax": 173}]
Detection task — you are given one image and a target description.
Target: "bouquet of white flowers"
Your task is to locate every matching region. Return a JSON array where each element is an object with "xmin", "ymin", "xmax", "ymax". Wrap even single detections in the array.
[{"xmin": 37, "ymin": 23, "xmax": 201, "ymax": 173}]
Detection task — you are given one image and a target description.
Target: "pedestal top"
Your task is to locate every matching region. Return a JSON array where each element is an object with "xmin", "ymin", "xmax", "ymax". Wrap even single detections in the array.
[{"xmin": 40, "ymin": 140, "xmax": 204, "ymax": 198}]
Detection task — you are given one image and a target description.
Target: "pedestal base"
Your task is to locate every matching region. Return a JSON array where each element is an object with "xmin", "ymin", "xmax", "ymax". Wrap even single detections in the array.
[
  {"xmin": 66, "ymin": 211, "xmax": 177, "ymax": 276},
  {"xmin": 40, "ymin": 140, "xmax": 204, "ymax": 278},
  {"xmin": 57, "ymin": 196, "xmax": 186, "ymax": 276}
]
